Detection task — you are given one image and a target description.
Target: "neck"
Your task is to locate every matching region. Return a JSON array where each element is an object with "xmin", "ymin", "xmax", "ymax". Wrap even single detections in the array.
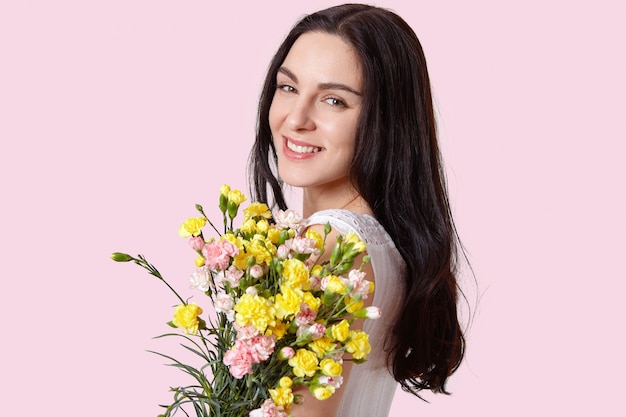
[{"xmin": 302, "ymin": 182, "xmax": 372, "ymax": 218}]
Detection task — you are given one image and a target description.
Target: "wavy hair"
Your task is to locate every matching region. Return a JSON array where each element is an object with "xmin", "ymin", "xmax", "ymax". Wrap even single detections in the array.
[{"xmin": 248, "ymin": 4, "xmax": 465, "ymax": 395}]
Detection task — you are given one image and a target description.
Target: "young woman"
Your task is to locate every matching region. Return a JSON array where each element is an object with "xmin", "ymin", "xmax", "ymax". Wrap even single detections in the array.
[{"xmin": 249, "ymin": 4, "xmax": 465, "ymax": 416}]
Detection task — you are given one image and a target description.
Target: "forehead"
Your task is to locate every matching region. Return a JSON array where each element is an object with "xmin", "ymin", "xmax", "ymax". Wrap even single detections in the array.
[{"xmin": 280, "ymin": 31, "xmax": 362, "ymax": 88}]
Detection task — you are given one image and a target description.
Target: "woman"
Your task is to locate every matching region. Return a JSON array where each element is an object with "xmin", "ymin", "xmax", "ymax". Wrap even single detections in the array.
[{"xmin": 249, "ymin": 4, "xmax": 465, "ymax": 416}]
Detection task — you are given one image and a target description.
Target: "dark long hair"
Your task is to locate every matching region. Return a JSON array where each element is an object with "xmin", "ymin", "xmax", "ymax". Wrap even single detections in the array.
[{"xmin": 249, "ymin": 4, "xmax": 465, "ymax": 396}]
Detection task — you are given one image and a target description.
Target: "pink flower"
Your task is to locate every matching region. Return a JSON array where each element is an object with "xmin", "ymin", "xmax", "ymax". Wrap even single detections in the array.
[
  {"xmin": 309, "ymin": 275, "xmax": 322, "ymax": 291},
  {"xmin": 308, "ymin": 323, "xmax": 326, "ymax": 339},
  {"xmin": 221, "ymin": 240, "xmax": 239, "ymax": 257},
  {"xmin": 249, "ymin": 399, "xmax": 289, "ymax": 417},
  {"xmin": 248, "ymin": 335, "xmax": 276, "ymax": 362},
  {"xmin": 223, "ymin": 342, "xmax": 254, "ymax": 379},
  {"xmin": 188, "ymin": 236, "xmax": 205, "ymax": 251},
  {"xmin": 202, "ymin": 241, "xmax": 230, "ymax": 270},
  {"xmin": 295, "ymin": 303, "xmax": 317, "ymax": 327},
  {"xmin": 221, "ymin": 265, "xmax": 244, "ymax": 287},
  {"xmin": 296, "ymin": 323, "xmax": 326, "ymax": 340}
]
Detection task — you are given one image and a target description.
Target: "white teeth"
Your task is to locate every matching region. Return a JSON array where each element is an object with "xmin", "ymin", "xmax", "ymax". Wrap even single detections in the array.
[{"xmin": 287, "ymin": 140, "xmax": 321, "ymax": 154}]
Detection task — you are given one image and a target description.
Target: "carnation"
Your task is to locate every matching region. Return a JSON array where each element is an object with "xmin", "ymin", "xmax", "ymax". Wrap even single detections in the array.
[
  {"xmin": 274, "ymin": 209, "xmax": 304, "ymax": 231},
  {"xmin": 189, "ymin": 267, "xmax": 211, "ymax": 292}
]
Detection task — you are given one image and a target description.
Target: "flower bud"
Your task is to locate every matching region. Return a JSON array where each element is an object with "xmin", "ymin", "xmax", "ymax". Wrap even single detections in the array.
[
  {"xmin": 278, "ymin": 347, "xmax": 295, "ymax": 360},
  {"xmin": 219, "ymin": 193, "xmax": 228, "ymax": 213},
  {"xmin": 110, "ymin": 252, "xmax": 133, "ymax": 262},
  {"xmin": 311, "ymin": 384, "xmax": 335, "ymax": 400},
  {"xmin": 249, "ymin": 264, "xmax": 264, "ymax": 279},
  {"xmin": 353, "ymin": 306, "xmax": 381, "ymax": 319}
]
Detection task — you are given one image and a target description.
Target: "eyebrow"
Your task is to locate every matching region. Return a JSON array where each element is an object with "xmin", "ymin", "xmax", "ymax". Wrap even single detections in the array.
[{"xmin": 278, "ymin": 66, "xmax": 362, "ymax": 96}]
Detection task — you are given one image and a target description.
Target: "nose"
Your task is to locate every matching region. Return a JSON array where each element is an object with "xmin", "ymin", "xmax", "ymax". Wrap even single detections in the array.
[{"xmin": 286, "ymin": 97, "xmax": 316, "ymax": 131}]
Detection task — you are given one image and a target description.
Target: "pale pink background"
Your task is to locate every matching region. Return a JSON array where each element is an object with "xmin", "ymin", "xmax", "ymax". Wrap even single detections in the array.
[{"xmin": 1, "ymin": 1, "xmax": 624, "ymax": 416}]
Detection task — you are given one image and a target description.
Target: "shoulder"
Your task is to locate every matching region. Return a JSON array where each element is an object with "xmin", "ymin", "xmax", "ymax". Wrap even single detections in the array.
[{"xmin": 305, "ymin": 209, "xmax": 392, "ymax": 246}]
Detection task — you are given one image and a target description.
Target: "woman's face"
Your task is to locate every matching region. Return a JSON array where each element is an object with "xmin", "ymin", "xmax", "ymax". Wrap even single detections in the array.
[{"xmin": 269, "ymin": 31, "xmax": 363, "ymax": 193}]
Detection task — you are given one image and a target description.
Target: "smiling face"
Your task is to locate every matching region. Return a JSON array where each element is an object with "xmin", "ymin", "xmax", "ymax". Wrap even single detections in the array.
[{"xmin": 269, "ymin": 31, "xmax": 363, "ymax": 206}]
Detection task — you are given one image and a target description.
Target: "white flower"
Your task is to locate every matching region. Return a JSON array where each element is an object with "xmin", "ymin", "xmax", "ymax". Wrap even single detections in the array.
[
  {"xmin": 222, "ymin": 265, "xmax": 244, "ymax": 288},
  {"xmin": 249, "ymin": 264, "xmax": 264, "ymax": 279},
  {"xmin": 276, "ymin": 244, "xmax": 290, "ymax": 260},
  {"xmin": 285, "ymin": 236, "xmax": 319, "ymax": 255},
  {"xmin": 189, "ymin": 267, "xmax": 211, "ymax": 292},
  {"xmin": 215, "ymin": 293, "xmax": 235, "ymax": 321},
  {"xmin": 318, "ymin": 375, "xmax": 344, "ymax": 389},
  {"xmin": 348, "ymin": 269, "xmax": 371, "ymax": 299},
  {"xmin": 274, "ymin": 209, "xmax": 304, "ymax": 231}
]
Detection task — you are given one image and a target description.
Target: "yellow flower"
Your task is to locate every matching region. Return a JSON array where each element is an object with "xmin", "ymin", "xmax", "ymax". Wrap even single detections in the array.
[
  {"xmin": 319, "ymin": 358, "xmax": 342, "ymax": 377},
  {"xmin": 305, "ymin": 229, "xmax": 324, "ymax": 250},
  {"xmin": 302, "ymin": 291, "xmax": 321, "ymax": 312},
  {"xmin": 247, "ymin": 238, "xmax": 272, "ymax": 265},
  {"xmin": 279, "ymin": 376, "xmax": 293, "ymax": 388},
  {"xmin": 194, "ymin": 256, "xmax": 206, "ymax": 267},
  {"xmin": 172, "ymin": 303, "xmax": 203, "ymax": 334},
  {"xmin": 222, "ymin": 233, "xmax": 245, "ymax": 250},
  {"xmin": 256, "ymin": 219, "xmax": 269, "ymax": 234},
  {"xmin": 288, "ymin": 349, "xmax": 319, "ymax": 378},
  {"xmin": 266, "ymin": 319, "xmax": 288, "ymax": 340},
  {"xmin": 228, "ymin": 251, "xmax": 247, "ymax": 270},
  {"xmin": 274, "ymin": 286, "xmax": 303, "ymax": 320},
  {"xmin": 220, "ymin": 184, "xmax": 231, "ymax": 196},
  {"xmin": 266, "ymin": 227, "xmax": 281, "ymax": 244},
  {"xmin": 345, "ymin": 297, "xmax": 363, "ymax": 314},
  {"xmin": 330, "ymin": 320, "xmax": 350, "ymax": 342},
  {"xmin": 345, "ymin": 330, "xmax": 371, "ymax": 360},
  {"xmin": 234, "ymin": 293, "xmax": 276, "ymax": 333},
  {"xmin": 308, "ymin": 336, "xmax": 336, "ymax": 358},
  {"xmin": 244, "ymin": 202, "xmax": 272, "ymax": 221},
  {"xmin": 311, "ymin": 385, "xmax": 335, "ymax": 400},
  {"xmin": 344, "ymin": 232, "xmax": 366, "ymax": 253},
  {"xmin": 324, "ymin": 275, "xmax": 347, "ymax": 294},
  {"xmin": 269, "ymin": 386, "xmax": 294, "ymax": 408},
  {"xmin": 227, "ymin": 189, "xmax": 246, "ymax": 205},
  {"xmin": 282, "ymin": 259, "xmax": 310, "ymax": 289},
  {"xmin": 178, "ymin": 217, "xmax": 206, "ymax": 238},
  {"xmin": 240, "ymin": 218, "xmax": 257, "ymax": 235},
  {"xmin": 310, "ymin": 264, "xmax": 323, "ymax": 277}
]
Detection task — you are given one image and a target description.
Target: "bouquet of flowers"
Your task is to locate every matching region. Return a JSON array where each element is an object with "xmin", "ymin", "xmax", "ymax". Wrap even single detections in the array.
[{"xmin": 112, "ymin": 185, "xmax": 380, "ymax": 417}]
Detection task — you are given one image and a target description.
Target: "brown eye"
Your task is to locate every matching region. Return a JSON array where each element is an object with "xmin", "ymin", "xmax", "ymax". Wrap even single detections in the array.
[
  {"xmin": 324, "ymin": 97, "xmax": 346, "ymax": 107},
  {"xmin": 277, "ymin": 84, "xmax": 296, "ymax": 93}
]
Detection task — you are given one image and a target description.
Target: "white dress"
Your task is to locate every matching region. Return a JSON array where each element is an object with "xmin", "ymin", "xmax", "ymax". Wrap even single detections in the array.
[{"xmin": 306, "ymin": 209, "xmax": 407, "ymax": 417}]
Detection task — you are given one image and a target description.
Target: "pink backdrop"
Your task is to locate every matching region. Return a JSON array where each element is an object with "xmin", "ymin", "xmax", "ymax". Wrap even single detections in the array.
[{"xmin": 1, "ymin": 1, "xmax": 624, "ymax": 415}]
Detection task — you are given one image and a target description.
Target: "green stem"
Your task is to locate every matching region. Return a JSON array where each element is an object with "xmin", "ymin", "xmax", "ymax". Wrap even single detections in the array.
[{"xmin": 132, "ymin": 255, "xmax": 187, "ymax": 305}]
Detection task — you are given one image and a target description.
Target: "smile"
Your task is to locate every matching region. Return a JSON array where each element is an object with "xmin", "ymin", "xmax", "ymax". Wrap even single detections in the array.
[{"xmin": 286, "ymin": 139, "xmax": 322, "ymax": 154}]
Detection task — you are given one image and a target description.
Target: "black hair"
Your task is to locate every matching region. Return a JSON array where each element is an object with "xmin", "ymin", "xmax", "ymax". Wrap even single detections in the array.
[{"xmin": 249, "ymin": 4, "xmax": 464, "ymax": 395}]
